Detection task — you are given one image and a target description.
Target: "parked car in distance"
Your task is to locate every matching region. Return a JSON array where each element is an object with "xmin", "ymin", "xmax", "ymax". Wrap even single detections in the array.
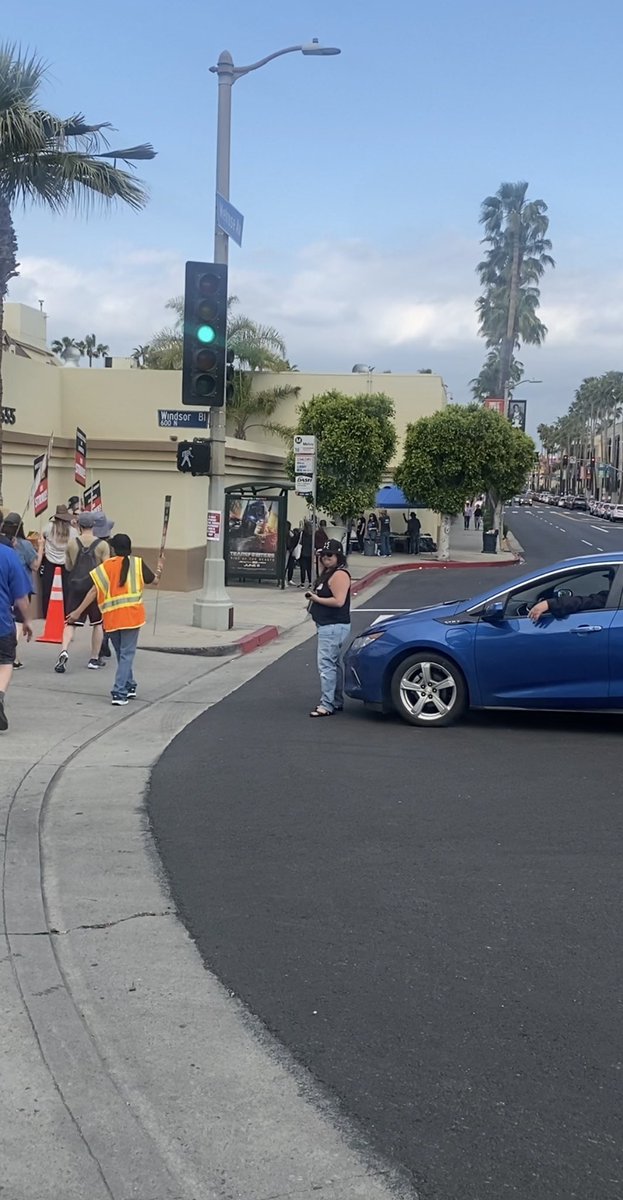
[
  {"xmin": 572, "ymin": 496, "xmax": 588, "ymax": 511},
  {"xmin": 344, "ymin": 553, "xmax": 623, "ymax": 727},
  {"xmin": 611, "ymin": 504, "xmax": 623, "ymax": 522},
  {"xmin": 603, "ymin": 503, "xmax": 614, "ymax": 520}
]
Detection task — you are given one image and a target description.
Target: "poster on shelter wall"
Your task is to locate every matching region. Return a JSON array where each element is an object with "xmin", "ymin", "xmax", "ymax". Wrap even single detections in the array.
[{"xmin": 226, "ymin": 495, "xmax": 280, "ymax": 577}]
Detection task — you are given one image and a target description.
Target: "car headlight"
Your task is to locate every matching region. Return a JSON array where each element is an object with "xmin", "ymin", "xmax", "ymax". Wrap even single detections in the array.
[{"xmin": 350, "ymin": 631, "xmax": 384, "ymax": 653}]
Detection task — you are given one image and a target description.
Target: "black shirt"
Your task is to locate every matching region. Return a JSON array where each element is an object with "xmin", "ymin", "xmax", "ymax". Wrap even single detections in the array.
[
  {"xmin": 379, "ymin": 515, "xmax": 391, "ymax": 533},
  {"xmin": 310, "ymin": 568, "xmax": 351, "ymax": 626},
  {"xmin": 548, "ymin": 590, "xmax": 608, "ymax": 618}
]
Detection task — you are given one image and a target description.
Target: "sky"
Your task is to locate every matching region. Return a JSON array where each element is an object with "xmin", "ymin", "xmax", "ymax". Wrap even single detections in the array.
[{"xmin": 6, "ymin": 0, "xmax": 623, "ymax": 435}]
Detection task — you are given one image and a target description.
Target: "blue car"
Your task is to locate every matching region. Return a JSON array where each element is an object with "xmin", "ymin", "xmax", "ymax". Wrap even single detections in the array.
[{"xmin": 344, "ymin": 554, "xmax": 623, "ymax": 727}]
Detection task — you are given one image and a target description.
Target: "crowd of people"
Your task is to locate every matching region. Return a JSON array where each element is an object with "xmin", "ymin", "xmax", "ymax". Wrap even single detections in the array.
[{"xmin": 0, "ymin": 498, "xmax": 163, "ymax": 732}]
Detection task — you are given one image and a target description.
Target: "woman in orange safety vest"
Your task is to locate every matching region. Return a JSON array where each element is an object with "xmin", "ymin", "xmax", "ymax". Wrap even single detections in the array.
[{"xmin": 66, "ymin": 533, "xmax": 163, "ymax": 706}]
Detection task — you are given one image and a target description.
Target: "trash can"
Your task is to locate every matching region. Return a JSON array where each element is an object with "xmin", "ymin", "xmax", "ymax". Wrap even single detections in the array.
[
  {"xmin": 482, "ymin": 531, "xmax": 498, "ymax": 554},
  {"xmin": 364, "ymin": 538, "xmax": 377, "ymax": 557}
]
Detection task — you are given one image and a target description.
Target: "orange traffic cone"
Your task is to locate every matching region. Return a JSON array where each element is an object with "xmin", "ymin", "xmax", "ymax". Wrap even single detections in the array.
[{"xmin": 37, "ymin": 566, "xmax": 65, "ymax": 644}]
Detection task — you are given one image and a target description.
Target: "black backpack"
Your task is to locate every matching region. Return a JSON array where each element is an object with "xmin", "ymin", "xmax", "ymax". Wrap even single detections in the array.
[{"xmin": 70, "ymin": 537, "xmax": 102, "ymax": 595}]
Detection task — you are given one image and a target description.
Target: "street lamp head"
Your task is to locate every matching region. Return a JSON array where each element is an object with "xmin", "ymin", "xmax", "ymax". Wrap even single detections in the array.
[{"xmin": 301, "ymin": 38, "xmax": 341, "ymax": 56}]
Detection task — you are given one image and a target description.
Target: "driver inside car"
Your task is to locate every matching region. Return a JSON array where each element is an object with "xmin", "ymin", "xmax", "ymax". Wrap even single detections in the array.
[{"xmin": 529, "ymin": 577, "xmax": 613, "ymax": 624}]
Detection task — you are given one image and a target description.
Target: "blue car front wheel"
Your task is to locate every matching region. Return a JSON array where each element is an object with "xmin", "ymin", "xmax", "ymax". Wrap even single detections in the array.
[{"xmin": 390, "ymin": 653, "xmax": 467, "ymax": 727}]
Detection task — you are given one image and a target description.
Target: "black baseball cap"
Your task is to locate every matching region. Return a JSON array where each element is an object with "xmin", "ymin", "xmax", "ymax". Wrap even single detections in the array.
[{"xmin": 320, "ymin": 539, "xmax": 343, "ymax": 556}]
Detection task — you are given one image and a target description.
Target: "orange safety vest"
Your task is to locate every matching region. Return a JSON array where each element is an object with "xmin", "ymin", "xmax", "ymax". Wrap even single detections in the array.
[{"xmin": 90, "ymin": 555, "xmax": 146, "ymax": 632}]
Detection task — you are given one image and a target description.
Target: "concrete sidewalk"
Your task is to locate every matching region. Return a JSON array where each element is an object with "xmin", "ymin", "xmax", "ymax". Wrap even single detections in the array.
[
  {"xmin": 0, "ymin": 534, "xmax": 523, "ymax": 1198},
  {"xmin": 1, "ymin": 573, "xmax": 418, "ymax": 1200},
  {"xmin": 141, "ymin": 521, "xmax": 521, "ymax": 656}
]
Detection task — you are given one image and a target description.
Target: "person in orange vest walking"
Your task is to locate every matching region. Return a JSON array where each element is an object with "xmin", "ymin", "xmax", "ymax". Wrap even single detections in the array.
[{"xmin": 65, "ymin": 533, "xmax": 163, "ymax": 706}]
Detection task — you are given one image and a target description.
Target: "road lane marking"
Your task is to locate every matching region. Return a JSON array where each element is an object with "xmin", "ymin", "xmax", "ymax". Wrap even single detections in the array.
[
  {"xmin": 581, "ymin": 540, "xmax": 594, "ymax": 547},
  {"xmin": 591, "ymin": 524, "xmax": 611, "ymax": 533}
]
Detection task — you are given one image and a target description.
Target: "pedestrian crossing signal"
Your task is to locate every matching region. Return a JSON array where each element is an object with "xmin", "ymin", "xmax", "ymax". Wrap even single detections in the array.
[{"xmin": 176, "ymin": 439, "xmax": 211, "ymax": 476}]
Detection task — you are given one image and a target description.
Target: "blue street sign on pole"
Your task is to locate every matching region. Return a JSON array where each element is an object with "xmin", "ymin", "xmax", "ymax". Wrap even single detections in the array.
[
  {"xmin": 158, "ymin": 409, "xmax": 209, "ymax": 429},
  {"xmin": 215, "ymin": 193, "xmax": 244, "ymax": 247}
]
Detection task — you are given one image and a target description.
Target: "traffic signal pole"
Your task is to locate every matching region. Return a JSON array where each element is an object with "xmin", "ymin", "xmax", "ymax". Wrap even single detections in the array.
[
  {"xmin": 192, "ymin": 53, "xmax": 235, "ymax": 631},
  {"xmin": 193, "ymin": 42, "xmax": 340, "ymax": 630}
]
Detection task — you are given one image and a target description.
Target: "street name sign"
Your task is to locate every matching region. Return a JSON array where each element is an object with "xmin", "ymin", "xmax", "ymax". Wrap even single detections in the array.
[
  {"xmin": 159, "ymin": 409, "xmax": 209, "ymax": 429},
  {"xmin": 216, "ymin": 193, "xmax": 244, "ymax": 247}
]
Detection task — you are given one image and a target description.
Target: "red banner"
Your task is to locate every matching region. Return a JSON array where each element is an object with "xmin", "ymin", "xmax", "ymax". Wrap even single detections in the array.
[
  {"xmin": 83, "ymin": 480, "xmax": 102, "ymax": 512},
  {"xmin": 483, "ymin": 398, "xmax": 506, "ymax": 416},
  {"xmin": 74, "ymin": 427, "xmax": 87, "ymax": 487},
  {"xmin": 33, "ymin": 453, "xmax": 48, "ymax": 517}
]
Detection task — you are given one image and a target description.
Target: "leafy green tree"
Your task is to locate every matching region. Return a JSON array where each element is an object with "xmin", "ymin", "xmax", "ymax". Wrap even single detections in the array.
[
  {"xmin": 286, "ymin": 390, "xmax": 396, "ymax": 520},
  {"xmin": 476, "ymin": 181, "xmax": 554, "ymax": 401},
  {"xmin": 395, "ymin": 404, "xmax": 534, "ymax": 558},
  {"xmin": 0, "ymin": 42, "xmax": 155, "ymax": 500}
]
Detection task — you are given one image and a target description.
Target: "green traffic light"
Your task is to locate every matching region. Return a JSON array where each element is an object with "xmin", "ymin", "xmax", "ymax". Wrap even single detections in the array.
[{"xmin": 197, "ymin": 324, "xmax": 216, "ymax": 344}]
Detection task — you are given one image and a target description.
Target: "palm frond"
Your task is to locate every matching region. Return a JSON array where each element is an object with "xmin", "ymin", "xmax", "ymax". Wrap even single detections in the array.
[{"xmin": 5, "ymin": 151, "xmax": 149, "ymax": 211}]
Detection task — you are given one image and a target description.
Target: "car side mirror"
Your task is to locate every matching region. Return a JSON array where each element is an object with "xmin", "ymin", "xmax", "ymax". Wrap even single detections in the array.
[{"xmin": 482, "ymin": 600, "xmax": 506, "ymax": 622}]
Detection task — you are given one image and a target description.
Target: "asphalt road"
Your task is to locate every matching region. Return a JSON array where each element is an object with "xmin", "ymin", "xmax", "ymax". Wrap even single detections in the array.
[{"xmin": 149, "ymin": 513, "xmax": 623, "ymax": 1200}]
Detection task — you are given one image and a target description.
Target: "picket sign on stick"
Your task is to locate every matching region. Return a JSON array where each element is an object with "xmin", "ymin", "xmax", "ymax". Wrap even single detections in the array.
[
  {"xmin": 22, "ymin": 432, "xmax": 54, "ymax": 526},
  {"xmin": 152, "ymin": 494, "xmax": 172, "ymax": 636}
]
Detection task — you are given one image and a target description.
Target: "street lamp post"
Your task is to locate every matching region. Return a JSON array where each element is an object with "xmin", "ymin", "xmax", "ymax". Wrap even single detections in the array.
[{"xmin": 193, "ymin": 39, "xmax": 341, "ymax": 631}]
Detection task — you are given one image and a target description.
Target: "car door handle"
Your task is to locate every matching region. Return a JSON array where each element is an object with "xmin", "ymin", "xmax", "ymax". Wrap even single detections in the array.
[{"xmin": 570, "ymin": 625, "xmax": 603, "ymax": 634}]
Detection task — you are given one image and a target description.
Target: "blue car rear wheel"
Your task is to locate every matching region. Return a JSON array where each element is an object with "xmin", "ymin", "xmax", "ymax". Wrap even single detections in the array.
[{"xmin": 390, "ymin": 653, "xmax": 467, "ymax": 727}]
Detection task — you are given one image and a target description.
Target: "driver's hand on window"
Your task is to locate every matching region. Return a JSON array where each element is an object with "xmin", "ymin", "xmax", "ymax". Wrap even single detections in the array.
[{"xmin": 529, "ymin": 599, "xmax": 550, "ymax": 624}]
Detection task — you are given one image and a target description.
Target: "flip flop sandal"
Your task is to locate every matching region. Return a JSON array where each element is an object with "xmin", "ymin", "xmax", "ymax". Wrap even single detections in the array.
[{"xmin": 309, "ymin": 707, "xmax": 333, "ymax": 717}]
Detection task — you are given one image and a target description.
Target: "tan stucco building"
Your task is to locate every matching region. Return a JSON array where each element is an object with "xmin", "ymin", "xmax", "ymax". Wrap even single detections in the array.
[{"xmin": 1, "ymin": 304, "xmax": 447, "ymax": 589}]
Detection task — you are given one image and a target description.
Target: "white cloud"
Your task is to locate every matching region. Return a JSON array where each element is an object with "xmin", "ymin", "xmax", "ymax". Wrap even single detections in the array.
[{"xmin": 8, "ymin": 235, "xmax": 623, "ymax": 428}]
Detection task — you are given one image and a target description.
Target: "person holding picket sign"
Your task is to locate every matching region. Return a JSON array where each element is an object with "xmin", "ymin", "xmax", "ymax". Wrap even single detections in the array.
[{"xmin": 55, "ymin": 512, "xmax": 110, "ymax": 673}]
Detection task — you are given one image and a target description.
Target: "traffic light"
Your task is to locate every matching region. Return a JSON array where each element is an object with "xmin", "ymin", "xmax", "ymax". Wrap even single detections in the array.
[
  {"xmin": 176, "ymin": 439, "xmax": 211, "ymax": 476},
  {"xmin": 182, "ymin": 261, "xmax": 228, "ymax": 406},
  {"xmin": 226, "ymin": 347, "xmax": 235, "ymax": 404}
]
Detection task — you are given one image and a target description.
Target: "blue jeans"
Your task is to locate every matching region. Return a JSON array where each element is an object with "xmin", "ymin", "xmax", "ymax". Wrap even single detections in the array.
[
  {"xmin": 109, "ymin": 627, "xmax": 140, "ymax": 698},
  {"xmin": 380, "ymin": 531, "xmax": 391, "ymax": 556},
  {"xmin": 316, "ymin": 623, "xmax": 351, "ymax": 712}
]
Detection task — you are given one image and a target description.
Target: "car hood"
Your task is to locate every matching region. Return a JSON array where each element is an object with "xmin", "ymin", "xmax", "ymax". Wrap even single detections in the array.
[{"xmin": 363, "ymin": 599, "xmax": 464, "ymax": 634}]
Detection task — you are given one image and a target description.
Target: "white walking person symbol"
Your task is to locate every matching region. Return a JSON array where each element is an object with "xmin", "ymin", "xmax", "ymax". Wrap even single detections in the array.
[{"xmin": 181, "ymin": 446, "xmax": 193, "ymax": 469}]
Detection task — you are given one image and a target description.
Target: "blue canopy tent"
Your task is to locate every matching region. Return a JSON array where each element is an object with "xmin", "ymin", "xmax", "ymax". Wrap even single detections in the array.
[
  {"xmin": 374, "ymin": 484, "xmax": 422, "ymax": 508},
  {"xmin": 371, "ymin": 485, "xmax": 436, "ymax": 552}
]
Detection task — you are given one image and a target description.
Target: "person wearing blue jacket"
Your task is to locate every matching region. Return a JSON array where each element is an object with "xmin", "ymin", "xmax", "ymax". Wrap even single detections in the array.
[{"xmin": 0, "ymin": 514, "xmax": 33, "ymax": 731}]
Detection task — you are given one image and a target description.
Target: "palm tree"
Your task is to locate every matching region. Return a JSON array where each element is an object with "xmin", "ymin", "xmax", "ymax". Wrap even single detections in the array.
[
  {"xmin": 144, "ymin": 297, "xmax": 184, "ymax": 370},
  {"xmin": 470, "ymin": 348, "xmax": 524, "ymax": 401},
  {"xmin": 51, "ymin": 335, "xmax": 82, "ymax": 363},
  {"xmin": 81, "ymin": 332, "xmax": 109, "ymax": 366},
  {"xmin": 477, "ymin": 181, "xmax": 554, "ymax": 401},
  {"xmin": 230, "ymin": 381, "xmax": 300, "ymax": 440},
  {"xmin": 131, "ymin": 343, "xmax": 149, "ymax": 368},
  {"xmin": 0, "ymin": 43, "xmax": 155, "ymax": 501}
]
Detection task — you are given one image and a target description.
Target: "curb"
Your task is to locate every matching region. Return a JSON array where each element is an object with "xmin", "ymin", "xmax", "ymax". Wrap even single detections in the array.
[
  {"xmin": 237, "ymin": 624, "xmax": 280, "ymax": 654},
  {"xmin": 351, "ymin": 556, "xmax": 521, "ymax": 596},
  {"xmin": 140, "ymin": 624, "xmax": 280, "ymax": 658}
]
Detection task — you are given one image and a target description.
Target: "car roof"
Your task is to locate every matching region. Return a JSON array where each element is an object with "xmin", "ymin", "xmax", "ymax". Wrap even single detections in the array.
[{"xmin": 464, "ymin": 553, "xmax": 623, "ymax": 611}]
